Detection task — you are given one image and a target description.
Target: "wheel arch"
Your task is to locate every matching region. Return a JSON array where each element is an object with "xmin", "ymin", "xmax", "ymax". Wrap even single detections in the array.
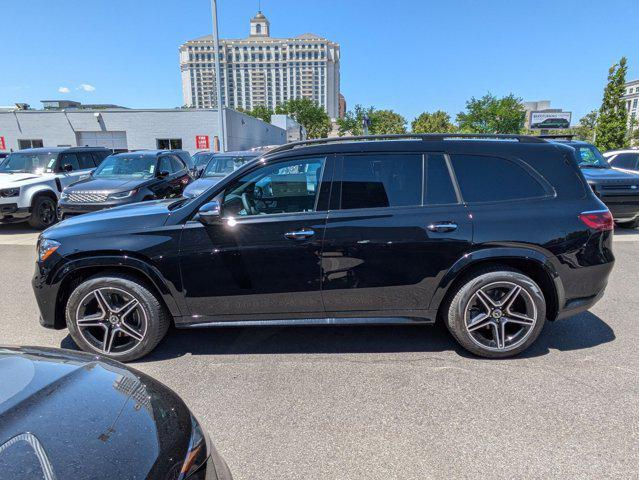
[
  {"xmin": 430, "ymin": 248, "xmax": 563, "ymax": 322},
  {"xmin": 51, "ymin": 256, "xmax": 182, "ymax": 329},
  {"xmin": 27, "ymin": 186, "xmax": 58, "ymax": 206}
]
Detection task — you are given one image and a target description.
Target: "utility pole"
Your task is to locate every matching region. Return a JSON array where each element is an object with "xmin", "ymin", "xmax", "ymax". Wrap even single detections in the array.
[{"xmin": 211, "ymin": 0, "xmax": 226, "ymax": 152}]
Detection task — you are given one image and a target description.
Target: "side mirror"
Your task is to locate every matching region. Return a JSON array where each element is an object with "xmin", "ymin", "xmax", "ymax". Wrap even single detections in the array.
[
  {"xmin": 157, "ymin": 170, "xmax": 170, "ymax": 178},
  {"xmin": 63, "ymin": 164, "xmax": 73, "ymax": 172},
  {"xmin": 197, "ymin": 200, "xmax": 221, "ymax": 226}
]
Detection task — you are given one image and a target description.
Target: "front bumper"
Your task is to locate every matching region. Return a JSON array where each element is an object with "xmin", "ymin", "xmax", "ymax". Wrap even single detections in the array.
[
  {"xmin": 0, "ymin": 203, "xmax": 31, "ymax": 222},
  {"xmin": 32, "ymin": 261, "xmax": 63, "ymax": 329},
  {"xmin": 59, "ymin": 198, "xmax": 135, "ymax": 216},
  {"xmin": 598, "ymin": 194, "xmax": 639, "ymax": 222}
]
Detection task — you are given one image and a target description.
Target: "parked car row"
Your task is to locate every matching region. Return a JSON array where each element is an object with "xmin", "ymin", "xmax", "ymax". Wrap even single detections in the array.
[{"xmin": 0, "ymin": 147, "xmax": 257, "ymax": 228}]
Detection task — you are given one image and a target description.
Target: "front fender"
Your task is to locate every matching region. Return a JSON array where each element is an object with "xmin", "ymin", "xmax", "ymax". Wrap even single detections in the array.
[
  {"xmin": 23, "ymin": 184, "xmax": 59, "ymax": 207},
  {"xmin": 51, "ymin": 255, "xmax": 182, "ymax": 318},
  {"xmin": 427, "ymin": 246, "xmax": 564, "ymax": 314}
]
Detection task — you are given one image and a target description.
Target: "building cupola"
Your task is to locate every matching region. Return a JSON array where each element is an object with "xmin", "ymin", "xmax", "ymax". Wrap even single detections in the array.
[{"xmin": 250, "ymin": 11, "xmax": 270, "ymax": 37}]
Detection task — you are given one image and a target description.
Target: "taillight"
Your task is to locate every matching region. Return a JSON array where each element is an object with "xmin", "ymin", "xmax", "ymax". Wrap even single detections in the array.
[{"xmin": 578, "ymin": 210, "xmax": 614, "ymax": 231}]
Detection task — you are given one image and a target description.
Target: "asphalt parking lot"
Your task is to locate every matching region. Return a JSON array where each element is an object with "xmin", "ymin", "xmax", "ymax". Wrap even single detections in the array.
[{"xmin": 1, "ymin": 225, "xmax": 638, "ymax": 480}]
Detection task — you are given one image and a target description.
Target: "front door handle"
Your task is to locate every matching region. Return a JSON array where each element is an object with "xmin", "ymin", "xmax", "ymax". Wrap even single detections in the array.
[
  {"xmin": 427, "ymin": 222, "xmax": 458, "ymax": 233},
  {"xmin": 284, "ymin": 228, "xmax": 315, "ymax": 240}
]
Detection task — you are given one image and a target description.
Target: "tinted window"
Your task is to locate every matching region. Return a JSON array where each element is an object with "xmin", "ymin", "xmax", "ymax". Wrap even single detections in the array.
[
  {"xmin": 424, "ymin": 154, "xmax": 457, "ymax": 205},
  {"xmin": 610, "ymin": 153, "xmax": 639, "ymax": 170},
  {"xmin": 223, "ymin": 157, "xmax": 325, "ymax": 217},
  {"xmin": 170, "ymin": 155, "xmax": 186, "ymax": 172},
  {"xmin": 59, "ymin": 153, "xmax": 80, "ymax": 171},
  {"xmin": 158, "ymin": 156, "xmax": 174, "ymax": 174},
  {"xmin": 451, "ymin": 154, "xmax": 547, "ymax": 203},
  {"xmin": 76, "ymin": 151, "xmax": 95, "ymax": 169},
  {"xmin": 340, "ymin": 154, "xmax": 422, "ymax": 209},
  {"xmin": 92, "ymin": 151, "xmax": 110, "ymax": 165}
]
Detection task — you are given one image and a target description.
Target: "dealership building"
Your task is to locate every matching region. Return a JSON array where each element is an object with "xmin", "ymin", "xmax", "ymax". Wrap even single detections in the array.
[{"xmin": 0, "ymin": 102, "xmax": 291, "ymax": 154}]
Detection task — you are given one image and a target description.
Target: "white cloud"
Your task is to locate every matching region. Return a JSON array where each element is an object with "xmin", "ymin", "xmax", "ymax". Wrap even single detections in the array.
[
  {"xmin": 58, "ymin": 86, "xmax": 70, "ymax": 93},
  {"xmin": 78, "ymin": 84, "xmax": 96, "ymax": 92}
]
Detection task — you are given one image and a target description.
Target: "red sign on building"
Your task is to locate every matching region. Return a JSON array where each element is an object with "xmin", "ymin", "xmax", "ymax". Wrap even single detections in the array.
[
  {"xmin": 195, "ymin": 135, "xmax": 210, "ymax": 150},
  {"xmin": 0, "ymin": 137, "xmax": 5, "ymax": 151}
]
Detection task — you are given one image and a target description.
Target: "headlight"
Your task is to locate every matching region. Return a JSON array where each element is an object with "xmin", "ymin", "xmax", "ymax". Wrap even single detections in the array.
[
  {"xmin": 178, "ymin": 414, "xmax": 210, "ymax": 480},
  {"xmin": 0, "ymin": 187, "xmax": 19, "ymax": 197},
  {"xmin": 38, "ymin": 238, "xmax": 61, "ymax": 262},
  {"xmin": 108, "ymin": 189, "xmax": 138, "ymax": 200}
]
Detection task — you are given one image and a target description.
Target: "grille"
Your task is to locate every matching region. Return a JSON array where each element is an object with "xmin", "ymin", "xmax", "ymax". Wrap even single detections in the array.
[
  {"xmin": 66, "ymin": 191, "xmax": 109, "ymax": 203},
  {"xmin": 601, "ymin": 184, "xmax": 639, "ymax": 191}
]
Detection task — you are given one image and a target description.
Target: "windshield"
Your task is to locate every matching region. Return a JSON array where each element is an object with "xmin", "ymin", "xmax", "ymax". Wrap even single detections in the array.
[
  {"xmin": 93, "ymin": 155, "xmax": 157, "ymax": 179},
  {"xmin": 202, "ymin": 154, "xmax": 257, "ymax": 178},
  {"xmin": 0, "ymin": 152, "xmax": 57, "ymax": 174},
  {"xmin": 193, "ymin": 152, "xmax": 214, "ymax": 167},
  {"xmin": 575, "ymin": 145, "xmax": 610, "ymax": 169}
]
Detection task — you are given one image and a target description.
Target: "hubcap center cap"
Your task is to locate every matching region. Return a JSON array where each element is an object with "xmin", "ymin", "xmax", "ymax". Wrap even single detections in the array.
[
  {"xmin": 108, "ymin": 315, "xmax": 119, "ymax": 325},
  {"xmin": 492, "ymin": 309, "xmax": 503, "ymax": 319}
]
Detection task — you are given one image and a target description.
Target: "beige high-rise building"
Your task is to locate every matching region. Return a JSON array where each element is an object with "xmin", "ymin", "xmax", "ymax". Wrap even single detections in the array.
[{"xmin": 179, "ymin": 11, "xmax": 341, "ymax": 119}]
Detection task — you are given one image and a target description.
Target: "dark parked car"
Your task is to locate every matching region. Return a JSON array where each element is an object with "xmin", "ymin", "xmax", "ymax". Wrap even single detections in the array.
[
  {"xmin": 192, "ymin": 151, "xmax": 214, "ymax": 177},
  {"xmin": 184, "ymin": 151, "xmax": 260, "ymax": 198},
  {"xmin": 0, "ymin": 346, "xmax": 232, "ymax": 479},
  {"xmin": 555, "ymin": 140, "xmax": 639, "ymax": 228},
  {"xmin": 58, "ymin": 150, "xmax": 192, "ymax": 218},
  {"xmin": 530, "ymin": 117, "xmax": 570, "ymax": 129},
  {"xmin": 33, "ymin": 134, "xmax": 614, "ymax": 361}
]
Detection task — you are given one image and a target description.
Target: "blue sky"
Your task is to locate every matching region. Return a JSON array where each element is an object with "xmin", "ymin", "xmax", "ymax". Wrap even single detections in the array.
[{"xmin": 1, "ymin": 0, "xmax": 637, "ymax": 123}]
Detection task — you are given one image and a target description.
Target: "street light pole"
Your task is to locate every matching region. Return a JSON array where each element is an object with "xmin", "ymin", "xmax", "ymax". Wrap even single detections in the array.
[{"xmin": 211, "ymin": 0, "xmax": 225, "ymax": 152}]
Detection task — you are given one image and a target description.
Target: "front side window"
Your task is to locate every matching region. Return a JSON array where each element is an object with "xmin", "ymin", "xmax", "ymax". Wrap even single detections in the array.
[
  {"xmin": 170, "ymin": 155, "xmax": 187, "ymax": 173},
  {"xmin": 0, "ymin": 152, "xmax": 57, "ymax": 174},
  {"xmin": 93, "ymin": 155, "xmax": 157, "ymax": 179},
  {"xmin": 77, "ymin": 152, "xmax": 96, "ymax": 169},
  {"xmin": 222, "ymin": 157, "xmax": 325, "ymax": 217},
  {"xmin": 610, "ymin": 153, "xmax": 639, "ymax": 170},
  {"xmin": 158, "ymin": 156, "xmax": 175, "ymax": 174},
  {"xmin": 451, "ymin": 154, "xmax": 547, "ymax": 203},
  {"xmin": 203, "ymin": 154, "xmax": 258, "ymax": 178},
  {"xmin": 59, "ymin": 153, "xmax": 80, "ymax": 171},
  {"xmin": 340, "ymin": 154, "xmax": 422, "ymax": 210}
]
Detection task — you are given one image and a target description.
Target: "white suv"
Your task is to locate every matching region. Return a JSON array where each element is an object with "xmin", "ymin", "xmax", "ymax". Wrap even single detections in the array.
[{"xmin": 0, "ymin": 147, "xmax": 111, "ymax": 228}]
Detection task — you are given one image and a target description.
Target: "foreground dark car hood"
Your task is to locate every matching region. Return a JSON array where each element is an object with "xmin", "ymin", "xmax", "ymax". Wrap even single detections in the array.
[
  {"xmin": 581, "ymin": 166, "xmax": 639, "ymax": 183},
  {"xmin": 68, "ymin": 177, "xmax": 151, "ymax": 192},
  {"xmin": 183, "ymin": 177, "xmax": 223, "ymax": 198},
  {"xmin": 45, "ymin": 199, "xmax": 176, "ymax": 237},
  {"xmin": 0, "ymin": 346, "xmax": 192, "ymax": 480}
]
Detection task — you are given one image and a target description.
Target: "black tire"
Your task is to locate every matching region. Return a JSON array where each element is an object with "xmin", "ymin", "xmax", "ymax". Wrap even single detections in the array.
[
  {"xmin": 28, "ymin": 195, "xmax": 58, "ymax": 229},
  {"xmin": 617, "ymin": 219, "xmax": 639, "ymax": 229},
  {"xmin": 66, "ymin": 273, "xmax": 170, "ymax": 362},
  {"xmin": 444, "ymin": 266, "xmax": 546, "ymax": 358}
]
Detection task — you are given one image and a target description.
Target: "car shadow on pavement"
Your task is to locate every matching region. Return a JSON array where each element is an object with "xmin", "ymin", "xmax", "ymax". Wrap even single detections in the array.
[{"xmin": 60, "ymin": 311, "xmax": 614, "ymax": 361}]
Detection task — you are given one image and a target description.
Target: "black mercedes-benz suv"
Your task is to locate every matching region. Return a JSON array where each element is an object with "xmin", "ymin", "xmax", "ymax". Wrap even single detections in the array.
[
  {"xmin": 556, "ymin": 140, "xmax": 639, "ymax": 228},
  {"xmin": 32, "ymin": 135, "xmax": 614, "ymax": 361},
  {"xmin": 58, "ymin": 150, "xmax": 192, "ymax": 218}
]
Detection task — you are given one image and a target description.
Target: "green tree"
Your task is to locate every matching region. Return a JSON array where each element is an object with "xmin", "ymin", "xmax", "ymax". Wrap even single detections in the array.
[
  {"xmin": 275, "ymin": 98, "xmax": 331, "ymax": 138},
  {"xmin": 369, "ymin": 109, "xmax": 407, "ymax": 134},
  {"xmin": 595, "ymin": 57, "xmax": 629, "ymax": 151},
  {"xmin": 337, "ymin": 105, "xmax": 406, "ymax": 135},
  {"xmin": 574, "ymin": 110, "xmax": 598, "ymax": 142},
  {"xmin": 242, "ymin": 105, "xmax": 274, "ymax": 123},
  {"xmin": 456, "ymin": 93, "xmax": 525, "ymax": 134},
  {"xmin": 411, "ymin": 110, "xmax": 456, "ymax": 133}
]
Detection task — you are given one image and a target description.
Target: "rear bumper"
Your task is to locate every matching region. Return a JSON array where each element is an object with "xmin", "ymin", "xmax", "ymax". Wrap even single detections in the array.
[{"xmin": 556, "ymin": 286, "xmax": 606, "ymax": 320}]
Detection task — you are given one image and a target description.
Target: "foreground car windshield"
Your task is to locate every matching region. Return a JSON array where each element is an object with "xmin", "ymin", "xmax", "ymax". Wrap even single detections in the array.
[
  {"xmin": 203, "ymin": 154, "xmax": 257, "ymax": 178},
  {"xmin": 575, "ymin": 145, "xmax": 610, "ymax": 168},
  {"xmin": 93, "ymin": 155, "xmax": 156, "ymax": 178},
  {"xmin": 0, "ymin": 152, "xmax": 57, "ymax": 174}
]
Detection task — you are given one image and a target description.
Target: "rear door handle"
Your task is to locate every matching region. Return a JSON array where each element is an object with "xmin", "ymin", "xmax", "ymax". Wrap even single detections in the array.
[
  {"xmin": 284, "ymin": 228, "xmax": 315, "ymax": 240},
  {"xmin": 427, "ymin": 222, "xmax": 458, "ymax": 233}
]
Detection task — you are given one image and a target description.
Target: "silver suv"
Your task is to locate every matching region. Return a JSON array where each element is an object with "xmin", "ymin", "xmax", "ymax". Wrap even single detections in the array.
[{"xmin": 0, "ymin": 147, "xmax": 111, "ymax": 228}]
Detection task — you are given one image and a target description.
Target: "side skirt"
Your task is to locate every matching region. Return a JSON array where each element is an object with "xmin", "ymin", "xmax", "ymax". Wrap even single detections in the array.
[{"xmin": 176, "ymin": 316, "xmax": 436, "ymax": 329}]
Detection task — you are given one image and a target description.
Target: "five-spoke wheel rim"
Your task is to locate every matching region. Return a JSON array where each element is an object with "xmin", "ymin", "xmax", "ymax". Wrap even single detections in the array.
[
  {"xmin": 75, "ymin": 287, "xmax": 147, "ymax": 356},
  {"xmin": 39, "ymin": 199, "xmax": 56, "ymax": 226},
  {"xmin": 464, "ymin": 281, "xmax": 537, "ymax": 352}
]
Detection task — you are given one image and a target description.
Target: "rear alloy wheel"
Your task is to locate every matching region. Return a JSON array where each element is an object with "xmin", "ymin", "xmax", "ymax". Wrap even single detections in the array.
[
  {"xmin": 66, "ymin": 274, "xmax": 170, "ymax": 362},
  {"xmin": 445, "ymin": 268, "xmax": 546, "ymax": 358},
  {"xmin": 28, "ymin": 196, "xmax": 58, "ymax": 229}
]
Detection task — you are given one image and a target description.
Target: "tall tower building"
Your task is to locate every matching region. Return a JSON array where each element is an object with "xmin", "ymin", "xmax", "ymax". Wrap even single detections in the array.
[{"xmin": 179, "ymin": 11, "xmax": 341, "ymax": 119}]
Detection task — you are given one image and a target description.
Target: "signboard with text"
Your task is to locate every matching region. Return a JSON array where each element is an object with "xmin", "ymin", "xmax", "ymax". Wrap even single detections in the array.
[
  {"xmin": 529, "ymin": 111, "xmax": 572, "ymax": 129},
  {"xmin": 0, "ymin": 136, "xmax": 5, "ymax": 151},
  {"xmin": 195, "ymin": 135, "xmax": 210, "ymax": 150}
]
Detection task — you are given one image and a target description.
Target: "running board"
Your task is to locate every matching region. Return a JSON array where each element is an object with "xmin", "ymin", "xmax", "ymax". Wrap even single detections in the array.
[{"xmin": 178, "ymin": 317, "xmax": 434, "ymax": 329}]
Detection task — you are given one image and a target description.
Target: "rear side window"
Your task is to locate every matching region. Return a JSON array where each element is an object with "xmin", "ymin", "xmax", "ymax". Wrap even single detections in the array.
[
  {"xmin": 92, "ymin": 151, "xmax": 110, "ymax": 165},
  {"xmin": 610, "ymin": 153, "xmax": 639, "ymax": 170},
  {"xmin": 451, "ymin": 154, "xmax": 547, "ymax": 203},
  {"xmin": 340, "ymin": 154, "xmax": 422, "ymax": 209},
  {"xmin": 76, "ymin": 152, "xmax": 95, "ymax": 169},
  {"xmin": 424, "ymin": 154, "xmax": 457, "ymax": 205}
]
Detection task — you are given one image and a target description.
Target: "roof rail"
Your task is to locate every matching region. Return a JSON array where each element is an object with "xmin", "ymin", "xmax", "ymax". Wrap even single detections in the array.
[{"xmin": 264, "ymin": 133, "xmax": 547, "ymax": 156}]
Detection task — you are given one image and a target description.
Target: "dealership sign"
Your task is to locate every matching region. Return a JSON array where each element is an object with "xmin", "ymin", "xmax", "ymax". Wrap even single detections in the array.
[
  {"xmin": 530, "ymin": 111, "xmax": 572, "ymax": 129},
  {"xmin": 195, "ymin": 135, "xmax": 210, "ymax": 150},
  {"xmin": 0, "ymin": 136, "xmax": 5, "ymax": 150}
]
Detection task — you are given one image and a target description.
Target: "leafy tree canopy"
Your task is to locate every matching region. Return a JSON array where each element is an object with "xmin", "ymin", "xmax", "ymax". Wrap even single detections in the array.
[{"xmin": 456, "ymin": 93, "xmax": 525, "ymax": 134}]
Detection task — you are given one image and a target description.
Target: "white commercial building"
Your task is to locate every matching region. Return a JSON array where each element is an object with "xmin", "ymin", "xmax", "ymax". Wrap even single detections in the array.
[
  {"xmin": 179, "ymin": 11, "xmax": 341, "ymax": 119},
  {"xmin": 0, "ymin": 106, "xmax": 287, "ymax": 154},
  {"xmin": 624, "ymin": 79, "xmax": 639, "ymax": 126}
]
